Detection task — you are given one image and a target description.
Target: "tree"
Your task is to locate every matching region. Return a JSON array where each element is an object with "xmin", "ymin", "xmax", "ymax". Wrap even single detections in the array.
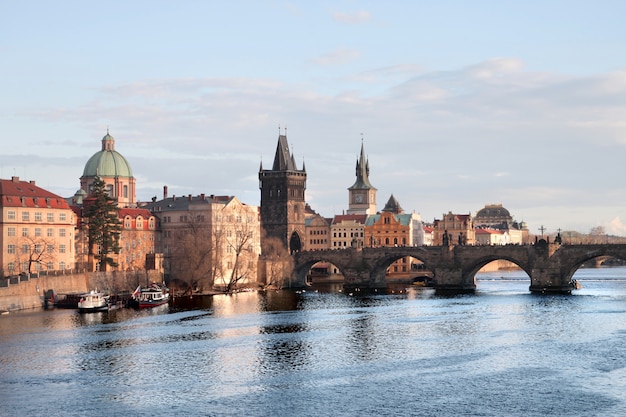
[
  {"xmin": 16, "ymin": 236, "xmax": 56, "ymax": 274},
  {"xmin": 169, "ymin": 214, "xmax": 215, "ymax": 291},
  {"xmin": 83, "ymin": 176, "xmax": 122, "ymax": 271},
  {"xmin": 260, "ymin": 234, "xmax": 293, "ymax": 288},
  {"xmin": 223, "ymin": 220, "xmax": 258, "ymax": 292}
]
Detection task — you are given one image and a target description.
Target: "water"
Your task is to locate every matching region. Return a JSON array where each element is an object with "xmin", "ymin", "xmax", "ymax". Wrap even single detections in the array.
[{"xmin": 2, "ymin": 268, "xmax": 626, "ymax": 417}]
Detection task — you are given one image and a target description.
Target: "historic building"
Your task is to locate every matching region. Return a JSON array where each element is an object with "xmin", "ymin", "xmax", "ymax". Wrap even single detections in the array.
[
  {"xmin": 347, "ymin": 140, "xmax": 377, "ymax": 215},
  {"xmin": 80, "ymin": 131, "xmax": 136, "ymax": 208},
  {"xmin": 0, "ymin": 177, "xmax": 75, "ymax": 275},
  {"xmin": 433, "ymin": 212, "xmax": 476, "ymax": 246},
  {"xmin": 304, "ymin": 205, "xmax": 331, "ymax": 251},
  {"xmin": 331, "ymin": 214, "xmax": 367, "ymax": 249},
  {"xmin": 364, "ymin": 195, "xmax": 425, "ymax": 279},
  {"xmin": 474, "ymin": 203, "xmax": 529, "ymax": 244},
  {"xmin": 144, "ymin": 191, "xmax": 261, "ymax": 289},
  {"xmin": 259, "ymin": 131, "xmax": 307, "ymax": 254},
  {"xmin": 73, "ymin": 131, "xmax": 159, "ymax": 272}
]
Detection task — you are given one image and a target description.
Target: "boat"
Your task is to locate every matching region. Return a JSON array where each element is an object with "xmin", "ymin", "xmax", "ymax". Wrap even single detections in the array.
[
  {"xmin": 132, "ymin": 284, "xmax": 170, "ymax": 309},
  {"xmin": 77, "ymin": 290, "xmax": 110, "ymax": 313}
]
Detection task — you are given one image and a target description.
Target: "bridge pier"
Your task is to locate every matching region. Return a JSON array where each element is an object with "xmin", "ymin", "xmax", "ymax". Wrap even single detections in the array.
[
  {"xmin": 529, "ymin": 268, "xmax": 573, "ymax": 294},
  {"xmin": 432, "ymin": 267, "xmax": 476, "ymax": 294}
]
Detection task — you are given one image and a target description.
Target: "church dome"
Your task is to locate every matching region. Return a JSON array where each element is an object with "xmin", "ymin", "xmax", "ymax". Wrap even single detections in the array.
[
  {"xmin": 82, "ymin": 132, "xmax": 133, "ymax": 178},
  {"xmin": 476, "ymin": 204, "xmax": 511, "ymax": 219}
]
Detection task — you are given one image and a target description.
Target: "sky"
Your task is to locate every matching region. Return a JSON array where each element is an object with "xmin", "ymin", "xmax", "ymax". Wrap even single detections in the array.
[{"xmin": 2, "ymin": 1, "xmax": 626, "ymax": 235}]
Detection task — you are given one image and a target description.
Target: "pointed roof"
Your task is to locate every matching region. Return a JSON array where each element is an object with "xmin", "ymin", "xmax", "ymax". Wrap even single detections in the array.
[
  {"xmin": 382, "ymin": 194, "xmax": 403, "ymax": 214},
  {"xmin": 272, "ymin": 134, "xmax": 300, "ymax": 171},
  {"xmin": 348, "ymin": 140, "xmax": 376, "ymax": 190}
]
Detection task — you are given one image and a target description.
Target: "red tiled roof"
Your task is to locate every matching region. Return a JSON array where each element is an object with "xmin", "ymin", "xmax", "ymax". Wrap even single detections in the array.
[
  {"xmin": 332, "ymin": 214, "xmax": 367, "ymax": 224},
  {"xmin": 0, "ymin": 177, "xmax": 70, "ymax": 209},
  {"xmin": 119, "ymin": 208, "xmax": 153, "ymax": 218}
]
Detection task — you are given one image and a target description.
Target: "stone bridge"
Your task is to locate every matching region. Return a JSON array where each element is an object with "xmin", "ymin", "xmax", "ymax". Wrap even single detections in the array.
[{"xmin": 291, "ymin": 241, "xmax": 626, "ymax": 294}]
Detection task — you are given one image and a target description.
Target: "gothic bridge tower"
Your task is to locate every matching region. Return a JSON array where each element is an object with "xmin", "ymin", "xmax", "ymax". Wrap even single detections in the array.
[{"xmin": 259, "ymin": 130, "xmax": 307, "ymax": 254}]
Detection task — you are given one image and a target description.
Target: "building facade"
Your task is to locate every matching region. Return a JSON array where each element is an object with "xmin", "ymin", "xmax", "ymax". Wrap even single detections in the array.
[
  {"xmin": 331, "ymin": 214, "xmax": 367, "ymax": 249},
  {"xmin": 144, "ymin": 192, "xmax": 261, "ymax": 290},
  {"xmin": 0, "ymin": 177, "xmax": 75, "ymax": 275},
  {"xmin": 433, "ymin": 212, "xmax": 476, "ymax": 246}
]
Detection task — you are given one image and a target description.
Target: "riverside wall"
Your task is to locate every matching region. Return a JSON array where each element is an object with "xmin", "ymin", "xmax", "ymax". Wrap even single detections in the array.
[{"xmin": 0, "ymin": 270, "xmax": 164, "ymax": 312}]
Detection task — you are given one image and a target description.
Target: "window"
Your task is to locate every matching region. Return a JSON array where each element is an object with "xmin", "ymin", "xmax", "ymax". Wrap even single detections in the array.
[
  {"xmin": 35, "ymin": 212, "xmax": 42, "ymax": 221},
  {"xmin": 59, "ymin": 229, "xmax": 66, "ymax": 237},
  {"xmin": 8, "ymin": 211, "xmax": 16, "ymax": 220},
  {"xmin": 22, "ymin": 228, "xmax": 28, "ymax": 237},
  {"xmin": 59, "ymin": 244, "xmax": 66, "ymax": 254},
  {"xmin": 149, "ymin": 218, "xmax": 155, "ymax": 229},
  {"xmin": 47, "ymin": 228, "xmax": 53, "ymax": 237},
  {"xmin": 8, "ymin": 262, "xmax": 15, "ymax": 273},
  {"xmin": 21, "ymin": 244, "xmax": 29, "ymax": 254},
  {"xmin": 8, "ymin": 227, "xmax": 15, "ymax": 237},
  {"xmin": 123, "ymin": 185, "xmax": 128, "ymax": 198},
  {"xmin": 47, "ymin": 244, "xmax": 54, "ymax": 253},
  {"xmin": 35, "ymin": 228, "xmax": 41, "ymax": 237},
  {"xmin": 136, "ymin": 217, "xmax": 143, "ymax": 228},
  {"xmin": 47, "ymin": 262, "xmax": 54, "ymax": 270},
  {"xmin": 22, "ymin": 262, "xmax": 29, "ymax": 273},
  {"xmin": 7, "ymin": 244, "xmax": 16, "ymax": 254},
  {"xmin": 125, "ymin": 218, "xmax": 131, "ymax": 229},
  {"xmin": 59, "ymin": 213, "xmax": 67, "ymax": 221},
  {"xmin": 22, "ymin": 212, "xmax": 29, "ymax": 221},
  {"xmin": 59, "ymin": 262, "xmax": 66, "ymax": 270},
  {"xmin": 47, "ymin": 212, "xmax": 54, "ymax": 222},
  {"xmin": 35, "ymin": 244, "xmax": 42, "ymax": 254}
]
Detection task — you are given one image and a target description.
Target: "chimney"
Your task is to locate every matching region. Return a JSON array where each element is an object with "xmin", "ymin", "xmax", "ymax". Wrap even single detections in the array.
[
  {"xmin": 173, "ymin": 195, "xmax": 176, "ymax": 201},
  {"xmin": 11, "ymin": 176, "xmax": 19, "ymax": 182},
  {"xmin": 200, "ymin": 193, "xmax": 205, "ymax": 200},
  {"xmin": 29, "ymin": 180, "xmax": 36, "ymax": 185},
  {"xmin": 188, "ymin": 194, "xmax": 192, "ymax": 201},
  {"xmin": 163, "ymin": 185, "xmax": 168, "ymax": 199}
]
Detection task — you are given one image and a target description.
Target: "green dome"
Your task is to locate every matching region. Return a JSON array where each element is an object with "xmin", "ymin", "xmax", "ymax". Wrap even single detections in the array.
[{"xmin": 82, "ymin": 132, "xmax": 134, "ymax": 178}]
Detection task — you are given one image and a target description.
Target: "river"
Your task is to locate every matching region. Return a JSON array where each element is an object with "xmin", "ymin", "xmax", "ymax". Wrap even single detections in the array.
[{"xmin": 1, "ymin": 267, "xmax": 626, "ymax": 417}]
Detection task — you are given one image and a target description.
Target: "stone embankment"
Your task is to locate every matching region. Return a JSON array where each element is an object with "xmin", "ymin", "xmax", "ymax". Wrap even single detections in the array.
[{"xmin": 0, "ymin": 270, "xmax": 163, "ymax": 312}]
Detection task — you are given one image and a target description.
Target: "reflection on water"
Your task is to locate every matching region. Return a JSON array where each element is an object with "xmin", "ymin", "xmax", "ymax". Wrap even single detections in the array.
[{"xmin": 2, "ymin": 268, "xmax": 626, "ymax": 416}]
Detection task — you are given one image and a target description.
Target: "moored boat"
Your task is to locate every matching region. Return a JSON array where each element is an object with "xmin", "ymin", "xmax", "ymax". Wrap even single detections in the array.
[
  {"xmin": 132, "ymin": 284, "xmax": 169, "ymax": 309},
  {"xmin": 78, "ymin": 290, "xmax": 110, "ymax": 313}
]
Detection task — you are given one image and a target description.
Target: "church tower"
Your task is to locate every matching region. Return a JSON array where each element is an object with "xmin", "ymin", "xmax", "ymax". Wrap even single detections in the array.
[
  {"xmin": 347, "ymin": 139, "xmax": 377, "ymax": 214},
  {"xmin": 259, "ymin": 130, "xmax": 307, "ymax": 253}
]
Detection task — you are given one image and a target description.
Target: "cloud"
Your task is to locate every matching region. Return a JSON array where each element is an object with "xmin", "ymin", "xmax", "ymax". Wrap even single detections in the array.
[
  {"xmin": 606, "ymin": 217, "xmax": 626, "ymax": 236},
  {"xmin": 12, "ymin": 58, "xmax": 626, "ymax": 232},
  {"xmin": 311, "ymin": 48, "xmax": 361, "ymax": 66},
  {"xmin": 332, "ymin": 10, "xmax": 371, "ymax": 24}
]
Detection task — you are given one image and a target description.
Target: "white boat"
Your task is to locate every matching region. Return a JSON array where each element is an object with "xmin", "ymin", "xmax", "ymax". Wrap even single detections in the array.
[
  {"xmin": 132, "ymin": 284, "xmax": 170, "ymax": 309},
  {"xmin": 78, "ymin": 290, "xmax": 110, "ymax": 313}
]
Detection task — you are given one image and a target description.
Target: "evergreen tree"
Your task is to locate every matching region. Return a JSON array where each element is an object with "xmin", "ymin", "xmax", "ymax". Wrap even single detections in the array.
[{"xmin": 84, "ymin": 176, "xmax": 122, "ymax": 271}]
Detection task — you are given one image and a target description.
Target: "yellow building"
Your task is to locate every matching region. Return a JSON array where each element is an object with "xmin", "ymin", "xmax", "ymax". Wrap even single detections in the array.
[{"xmin": 0, "ymin": 177, "xmax": 75, "ymax": 275}]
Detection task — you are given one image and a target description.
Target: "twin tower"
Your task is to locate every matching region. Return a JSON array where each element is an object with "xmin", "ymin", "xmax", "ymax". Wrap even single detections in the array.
[{"xmin": 259, "ymin": 132, "xmax": 376, "ymax": 254}]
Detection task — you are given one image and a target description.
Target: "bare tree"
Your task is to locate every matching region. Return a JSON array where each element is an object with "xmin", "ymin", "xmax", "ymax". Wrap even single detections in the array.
[
  {"xmin": 260, "ymin": 235, "xmax": 294, "ymax": 289},
  {"xmin": 15, "ymin": 236, "xmax": 57, "ymax": 274},
  {"xmin": 169, "ymin": 215, "xmax": 214, "ymax": 291},
  {"xmin": 223, "ymin": 220, "xmax": 258, "ymax": 292}
]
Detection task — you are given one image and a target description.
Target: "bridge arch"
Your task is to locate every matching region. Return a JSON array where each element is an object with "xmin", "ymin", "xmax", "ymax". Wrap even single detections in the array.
[
  {"xmin": 558, "ymin": 247, "xmax": 626, "ymax": 284},
  {"xmin": 292, "ymin": 251, "xmax": 352, "ymax": 287},
  {"xmin": 463, "ymin": 255, "xmax": 532, "ymax": 285}
]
